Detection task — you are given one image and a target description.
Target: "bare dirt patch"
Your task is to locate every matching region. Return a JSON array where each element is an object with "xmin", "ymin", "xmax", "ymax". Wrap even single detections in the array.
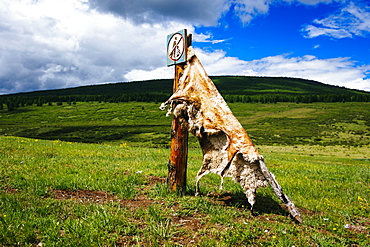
[
  {"xmin": 50, "ymin": 175, "xmax": 166, "ymax": 209},
  {"xmin": 172, "ymin": 215, "xmax": 204, "ymax": 231},
  {"xmin": 52, "ymin": 189, "xmax": 118, "ymax": 203},
  {"xmin": 148, "ymin": 175, "xmax": 167, "ymax": 185},
  {"xmin": 51, "ymin": 188, "xmax": 156, "ymax": 210},
  {"xmin": 4, "ymin": 186, "xmax": 18, "ymax": 194}
]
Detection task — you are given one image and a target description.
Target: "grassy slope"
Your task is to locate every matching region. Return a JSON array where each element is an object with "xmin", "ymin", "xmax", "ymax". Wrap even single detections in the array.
[
  {"xmin": 211, "ymin": 76, "xmax": 359, "ymax": 95},
  {"xmin": 1, "ymin": 102, "xmax": 369, "ymax": 147}
]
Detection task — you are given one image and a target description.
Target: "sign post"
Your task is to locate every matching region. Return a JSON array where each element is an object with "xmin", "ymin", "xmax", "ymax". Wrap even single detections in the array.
[{"xmin": 166, "ymin": 29, "xmax": 191, "ymax": 194}]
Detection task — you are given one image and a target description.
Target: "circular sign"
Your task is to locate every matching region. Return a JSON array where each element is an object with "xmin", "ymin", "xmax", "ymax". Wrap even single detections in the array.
[{"xmin": 167, "ymin": 33, "xmax": 185, "ymax": 62}]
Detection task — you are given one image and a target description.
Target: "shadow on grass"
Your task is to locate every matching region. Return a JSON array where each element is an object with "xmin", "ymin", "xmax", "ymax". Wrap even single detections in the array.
[
  {"xmin": 14, "ymin": 124, "xmax": 170, "ymax": 145},
  {"xmin": 186, "ymin": 189, "xmax": 288, "ymax": 217},
  {"xmin": 253, "ymin": 194, "xmax": 289, "ymax": 216},
  {"xmin": 0, "ymin": 108, "xmax": 33, "ymax": 114}
]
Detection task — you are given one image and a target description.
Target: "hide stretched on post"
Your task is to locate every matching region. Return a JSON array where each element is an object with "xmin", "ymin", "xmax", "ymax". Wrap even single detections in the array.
[{"xmin": 160, "ymin": 47, "xmax": 302, "ymax": 223}]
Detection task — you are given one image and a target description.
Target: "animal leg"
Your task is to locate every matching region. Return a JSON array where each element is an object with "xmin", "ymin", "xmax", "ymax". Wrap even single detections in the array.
[
  {"xmin": 245, "ymin": 189, "xmax": 257, "ymax": 214},
  {"xmin": 219, "ymin": 175, "xmax": 224, "ymax": 190},
  {"xmin": 258, "ymin": 160, "xmax": 302, "ymax": 223},
  {"xmin": 195, "ymin": 169, "xmax": 210, "ymax": 196}
]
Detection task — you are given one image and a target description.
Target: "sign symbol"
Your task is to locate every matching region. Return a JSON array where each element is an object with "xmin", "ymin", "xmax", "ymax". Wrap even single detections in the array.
[
  {"xmin": 168, "ymin": 33, "xmax": 184, "ymax": 61},
  {"xmin": 167, "ymin": 29, "xmax": 187, "ymax": 66},
  {"xmin": 168, "ymin": 34, "xmax": 184, "ymax": 61}
]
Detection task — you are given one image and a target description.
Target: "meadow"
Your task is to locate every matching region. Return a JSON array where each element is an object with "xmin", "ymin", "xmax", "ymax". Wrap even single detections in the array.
[
  {"xmin": 0, "ymin": 101, "xmax": 369, "ymax": 246},
  {"xmin": 1, "ymin": 101, "xmax": 370, "ymax": 147}
]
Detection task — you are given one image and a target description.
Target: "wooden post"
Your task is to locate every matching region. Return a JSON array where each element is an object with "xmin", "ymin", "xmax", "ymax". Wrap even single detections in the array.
[
  {"xmin": 167, "ymin": 64, "xmax": 188, "ymax": 195},
  {"xmin": 167, "ymin": 33, "xmax": 192, "ymax": 195}
]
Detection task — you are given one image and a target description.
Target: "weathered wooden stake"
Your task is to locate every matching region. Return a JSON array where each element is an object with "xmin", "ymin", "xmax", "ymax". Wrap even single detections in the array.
[
  {"xmin": 166, "ymin": 31, "xmax": 192, "ymax": 194},
  {"xmin": 168, "ymin": 64, "xmax": 188, "ymax": 195}
]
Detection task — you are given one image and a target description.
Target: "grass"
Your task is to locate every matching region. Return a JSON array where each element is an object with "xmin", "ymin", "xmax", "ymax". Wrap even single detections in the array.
[
  {"xmin": 0, "ymin": 101, "xmax": 369, "ymax": 245},
  {"xmin": 1, "ymin": 136, "xmax": 369, "ymax": 246},
  {"xmin": 0, "ymin": 102, "xmax": 172, "ymax": 147},
  {"xmin": 1, "ymin": 101, "xmax": 370, "ymax": 147}
]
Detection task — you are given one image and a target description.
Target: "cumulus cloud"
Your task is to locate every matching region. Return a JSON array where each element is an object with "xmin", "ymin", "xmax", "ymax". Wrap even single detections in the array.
[
  {"xmin": 303, "ymin": 1, "xmax": 370, "ymax": 38},
  {"xmin": 230, "ymin": 0, "xmax": 343, "ymax": 25},
  {"xmin": 129, "ymin": 49, "xmax": 370, "ymax": 92},
  {"xmin": 0, "ymin": 0, "xmax": 193, "ymax": 94},
  {"xmin": 0, "ymin": 0, "xmax": 369, "ymax": 94},
  {"xmin": 87, "ymin": 0, "xmax": 323, "ymax": 27},
  {"xmin": 125, "ymin": 67, "xmax": 173, "ymax": 82},
  {"xmin": 87, "ymin": 0, "xmax": 228, "ymax": 26},
  {"xmin": 193, "ymin": 33, "xmax": 228, "ymax": 44},
  {"xmin": 231, "ymin": 0, "xmax": 272, "ymax": 24},
  {"xmin": 289, "ymin": 0, "xmax": 342, "ymax": 5},
  {"xmin": 244, "ymin": 54, "xmax": 370, "ymax": 92}
]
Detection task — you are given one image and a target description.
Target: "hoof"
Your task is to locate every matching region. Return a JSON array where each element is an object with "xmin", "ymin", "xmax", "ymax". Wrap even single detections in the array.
[{"xmin": 250, "ymin": 206, "xmax": 258, "ymax": 216}]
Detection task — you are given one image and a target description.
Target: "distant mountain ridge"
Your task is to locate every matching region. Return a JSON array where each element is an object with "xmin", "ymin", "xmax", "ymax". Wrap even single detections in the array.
[{"xmin": 4, "ymin": 76, "xmax": 369, "ymax": 97}]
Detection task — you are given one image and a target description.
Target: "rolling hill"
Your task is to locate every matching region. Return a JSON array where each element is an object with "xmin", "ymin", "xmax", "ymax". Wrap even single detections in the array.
[
  {"xmin": 3, "ymin": 76, "xmax": 369, "ymax": 97},
  {"xmin": 0, "ymin": 76, "xmax": 369, "ymax": 147}
]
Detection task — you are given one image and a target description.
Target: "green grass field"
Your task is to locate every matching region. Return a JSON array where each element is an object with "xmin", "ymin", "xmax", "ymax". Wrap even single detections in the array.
[
  {"xmin": 1, "ymin": 101, "xmax": 369, "ymax": 246},
  {"xmin": 1, "ymin": 101, "xmax": 370, "ymax": 147}
]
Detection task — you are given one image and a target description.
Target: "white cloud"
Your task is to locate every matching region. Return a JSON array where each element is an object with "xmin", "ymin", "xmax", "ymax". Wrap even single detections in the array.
[
  {"xmin": 87, "ymin": 0, "xmax": 228, "ymax": 26},
  {"xmin": 0, "ymin": 0, "xmax": 194, "ymax": 94},
  {"xmin": 232, "ymin": 0, "xmax": 272, "ymax": 25},
  {"xmin": 129, "ymin": 49, "xmax": 370, "ymax": 92},
  {"xmin": 245, "ymin": 55, "xmax": 370, "ymax": 91},
  {"xmin": 125, "ymin": 48, "xmax": 246, "ymax": 81},
  {"xmin": 241, "ymin": 55, "xmax": 370, "ymax": 92},
  {"xmin": 125, "ymin": 67, "xmax": 173, "ymax": 82},
  {"xmin": 0, "ymin": 0, "xmax": 369, "ymax": 95},
  {"xmin": 193, "ymin": 33, "xmax": 228, "ymax": 44},
  {"xmin": 303, "ymin": 2, "xmax": 370, "ymax": 38},
  {"xmin": 230, "ymin": 0, "xmax": 343, "ymax": 25},
  {"xmin": 291, "ymin": 0, "xmax": 341, "ymax": 5}
]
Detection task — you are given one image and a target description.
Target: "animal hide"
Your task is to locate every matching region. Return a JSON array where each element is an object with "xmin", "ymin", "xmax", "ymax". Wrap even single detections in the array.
[{"xmin": 161, "ymin": 47, "xmax": 302, "ymax": 222}]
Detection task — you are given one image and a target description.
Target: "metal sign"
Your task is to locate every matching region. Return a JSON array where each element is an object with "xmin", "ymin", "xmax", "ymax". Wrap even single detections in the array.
[{"xmin": 167, "ymin": 29, "xmax": 187, "ymax": 66}]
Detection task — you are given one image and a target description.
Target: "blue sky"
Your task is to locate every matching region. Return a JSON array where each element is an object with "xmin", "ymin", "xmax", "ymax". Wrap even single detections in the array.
[
  {"xmin": 1, "ymin": 0, "xmax": 369, "ymax": 94},
  {"xmin": 195, "ymin": 2, "xmax": 369, "ymax": 65}
]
